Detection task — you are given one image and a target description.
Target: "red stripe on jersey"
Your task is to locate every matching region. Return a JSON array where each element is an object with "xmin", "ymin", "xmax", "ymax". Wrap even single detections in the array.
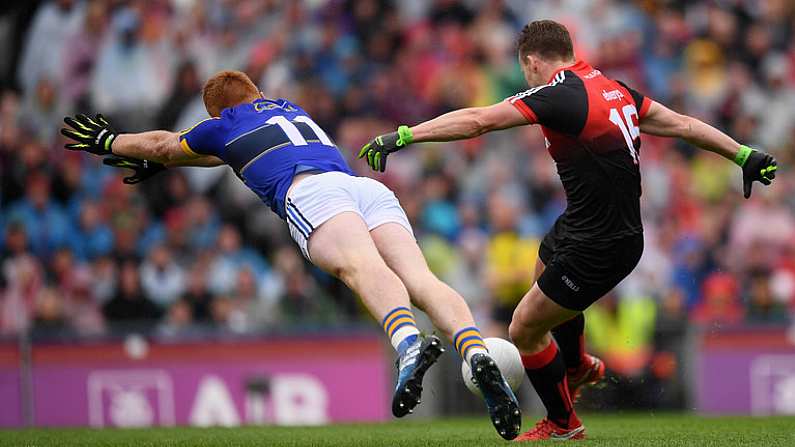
[{"xmin": 508, "ymin": 98, "xmax": 538, "ymax": 124}]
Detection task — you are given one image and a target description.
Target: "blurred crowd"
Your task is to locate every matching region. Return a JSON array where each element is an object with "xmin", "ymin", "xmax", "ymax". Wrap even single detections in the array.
[{"xmin": 0, "ymin": 0, "xmax": 794, "ymax": 388}]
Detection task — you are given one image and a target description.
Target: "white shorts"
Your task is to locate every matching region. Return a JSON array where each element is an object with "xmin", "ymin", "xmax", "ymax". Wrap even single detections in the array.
[{"xmin": 284, "ymin": 171, "xmax": 413, "ymax": 260}]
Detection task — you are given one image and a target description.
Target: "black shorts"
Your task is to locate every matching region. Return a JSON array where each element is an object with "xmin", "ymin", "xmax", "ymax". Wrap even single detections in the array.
[{"xmin": 537, "ymin": 232, "xmax": 644, "ymax": 311}]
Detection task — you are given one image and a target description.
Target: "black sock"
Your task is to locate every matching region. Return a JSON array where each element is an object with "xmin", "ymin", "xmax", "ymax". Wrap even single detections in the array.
[
  {"xmin": 552, "ymin": 313, "xmax": 585, "ymax": 371},
  {"xmin": 520, "ymin": 342, "xmax": 579, "ymax": 428}
]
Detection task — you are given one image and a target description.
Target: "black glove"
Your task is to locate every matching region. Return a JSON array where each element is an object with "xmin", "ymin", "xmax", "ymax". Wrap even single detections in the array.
[
  {"xmin": 103, "ymin": 156, "xmax": 166, "ymax": 184},
  {"xmin": 736, "ymin": 146, "xmax": 777, "ymax": 199},
  {"xmin": 357, "ymin": 125, "xmax": 414, "ymax": 172},
  {"xmin": 61, "ymin": 113, "xmax": 117, "ymax": 155}
]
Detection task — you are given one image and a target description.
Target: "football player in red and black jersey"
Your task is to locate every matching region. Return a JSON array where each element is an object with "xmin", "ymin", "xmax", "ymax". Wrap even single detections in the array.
[{"xmin": 359, "ymin": 20, "xmax": 777, "ymax": 440}]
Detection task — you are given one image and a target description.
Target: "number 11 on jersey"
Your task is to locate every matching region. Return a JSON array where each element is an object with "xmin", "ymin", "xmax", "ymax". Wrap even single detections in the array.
[
  {"xmin": 609, "ymin": 105, "xmax": 640, "ymax": 164},
  {"xmin": 265, "ymin": 115, "xmax": 335, "ymax": 147}
]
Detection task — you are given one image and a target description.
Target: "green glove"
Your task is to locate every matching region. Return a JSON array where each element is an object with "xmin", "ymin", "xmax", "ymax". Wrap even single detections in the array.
[
  {"xmin": 357, "ymin": 125, "xmax": 413, "ymax": 172},
  {"xmin": 735, "ymin": 145, "xmax": 777, "ymax": 199},
  {"xmin": 61, "ymin": 113, "xmax": 117, "ymax": 155},
  {"xmin": 103, "ymin": 156, "xmax": 166, "ymax": 184}
]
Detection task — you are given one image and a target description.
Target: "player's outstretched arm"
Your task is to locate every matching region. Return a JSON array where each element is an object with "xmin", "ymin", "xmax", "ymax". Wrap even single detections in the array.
[
  {"xmin": 112, "ymin": 131, "xmax": 223, "ymax": 167},
  {"xmin": 640, "ymin": 101, "xmax": 777, "ymax": 198},
  {"xmin": 639, "ymin": 101, "xmax": 739, "ymax": 159},
  {"xmin": 358, "ymin": 102, "xmax": 526, "ymax": 172},
  {"xmin": 62, "ymin": 113, "xmax": 224, "ymax": 184},
  {"xmin": 61, "ymin": 113, "xmax": 223, "ymax": 167},
  {"xmin": 409, "ymin": 101, "xmax": 527, "ymax": 143}
]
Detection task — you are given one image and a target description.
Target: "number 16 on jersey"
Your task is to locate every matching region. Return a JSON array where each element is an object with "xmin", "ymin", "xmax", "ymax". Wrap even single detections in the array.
[{"xmin": 609, "ymin": 105, "xmax": 640, "ymax": 164}]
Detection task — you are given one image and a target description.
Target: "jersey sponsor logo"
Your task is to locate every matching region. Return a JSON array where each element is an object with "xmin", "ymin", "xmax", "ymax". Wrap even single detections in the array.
[
  {"xmin": 561, "ymin": 275, "xmax": 580, "ymax": 292},
  {"xmin": 254, "ymin": 101, "xmax": 297, "ymax": 113},
  {"xmin": 508, "ymin": 71, "xmax": 566, "ymax": 103},
  {"xmin": 583, "ymin": 69, "xmax": 602, "ymax": 79},
  {"xmin": 601, "ymin": 89, "xmax": 625, "ymax": 102}
]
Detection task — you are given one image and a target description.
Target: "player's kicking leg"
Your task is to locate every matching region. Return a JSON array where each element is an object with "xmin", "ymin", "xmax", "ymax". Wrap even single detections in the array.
[
  {"xmin": 370, "ymin": 223, "xmax": 521, "ymax": 440},
  {"xmin": 512, "ymin": 236, "xmax": 642, "ymax": 441},
  {"xmin": 509, "ymin": 285, "xmax": 586, "ymax": 441},
  {"xmin": 533, "ymin": 259, "xmax": 605, "ymax": 402},
  {"xmin": 305, "ymin": 211, "xmax": 442, "ymax": 417}
]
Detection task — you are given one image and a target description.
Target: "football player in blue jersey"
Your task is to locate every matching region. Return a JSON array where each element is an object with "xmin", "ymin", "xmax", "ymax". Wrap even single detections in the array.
[{"xmin": 61, "ymin": 70, "xmax": 522, "ymax": 439}]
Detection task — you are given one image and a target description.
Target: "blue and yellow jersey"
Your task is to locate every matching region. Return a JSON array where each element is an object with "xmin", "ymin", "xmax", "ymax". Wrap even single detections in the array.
[{"xmin": 179, "ymin": 98, "xmax": 353, "ymax": 219}]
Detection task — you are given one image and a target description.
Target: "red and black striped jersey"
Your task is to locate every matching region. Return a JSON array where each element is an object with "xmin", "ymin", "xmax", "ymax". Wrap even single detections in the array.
[{"xmin": 507, "ymin": 60, "xmax": 651, "ymax": 241}]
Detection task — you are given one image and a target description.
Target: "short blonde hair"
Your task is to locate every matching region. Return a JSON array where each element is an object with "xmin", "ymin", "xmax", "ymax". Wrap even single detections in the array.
[{"xmin": 202, "ymin": 70, "xmax": 260, "ymax": 117}]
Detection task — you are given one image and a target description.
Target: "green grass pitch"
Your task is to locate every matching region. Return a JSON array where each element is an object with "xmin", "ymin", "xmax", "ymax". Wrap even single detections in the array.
[{"xmin": 2, "ymin": 414, "xmax": 794, "ymax": 446}]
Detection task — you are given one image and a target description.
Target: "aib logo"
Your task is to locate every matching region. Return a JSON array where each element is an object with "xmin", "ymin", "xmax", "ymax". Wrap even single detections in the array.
[{"xmin": 87, "ymin": 369, "xmax": 330, "ymax": 427}]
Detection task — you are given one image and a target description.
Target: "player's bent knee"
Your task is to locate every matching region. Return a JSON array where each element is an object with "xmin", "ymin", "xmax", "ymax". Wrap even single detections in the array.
[
  {"xmin": 508, "ymin": 318, "xmax": 541, "ymax": 345},
  {"xmin": 334, "ymin": 260, "xmax": 370, "ymax": 287},
  {"xmin": 512, "ymin": 298, "xmax": 542, "ymax": 328},
  {"xmin": 508, "ymin": 292, "xmax": 549, "ymax": 343},
  {"xmin": 331, "ymin": 263, "xmax": 356, "ymax": 285}
]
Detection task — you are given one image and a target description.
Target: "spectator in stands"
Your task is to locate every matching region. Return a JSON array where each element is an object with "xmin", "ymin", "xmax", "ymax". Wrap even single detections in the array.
[
  {"xmin": 208, "ymin": 225, "xmax": 269, "ymax": 295},
  {"xmin": 770, "ymin": 243, "xmax": 795, "ymax": 312},
  {"xmin": 32, "ymin": 287, "xmax": 67, "ymax": 334},
  {"xmin": 484, "ymin": 193, "xmax": 538, "ymax": 334},
  {"xmin": 63, "ymin": 268, "xmax": 105, "ymax": 336},
  {"xmin": 445, "ymin": 203, "xmax": 489, "ymax": 320},
  {"xmin": 272, "ymin": 247, "xmax": 336, "ymax": 325},
  {"xmin": 210, "ymin": 295, "xmax": 234, "ymax": 331},
  {"xmin": 109, "ymin": 211, "xmax": 142, "ymax": 262},
  {"xmin": 90, "ymin": 255, "xmax": 117, "ymax": 304},
  {"xmin": 586, "ymin": 292, "xmax": 657, "ymax": 378},
  {"xmin": 1, "ymin": 135, "xmax": 48, "ymax": 207},
  {"xmin": 583, "ymin": 292, "xmax": 658, "ymax": 409},
  {"xmin": 140, "ymin": 245, "xmax": 185, "ymax": 309},
  {"xmin": 51, "ymin": 153, "xmax": 86, "ymax": 206},
  {"xmin": 156, "ymin": 61, "xmax": 201, "ymax": 130},
  {"xmin": 5, "ymin": 173, "xmax": 71, "ymax": 259},
  {"xmin": 183, "ymin": 196, "xmax": 221, "ymax": 252},
  {"xmin": 69, "ymin": 200, "xmax": 114, "ymax": 261},
  {"xmin": 19, "ymin": 77, "xmax": 65, "ymax": 144},
  {"xmin": 102, "ymin": 261, "xmax": 161, "ymax": 325},
  {"xmin": 61, "ymin": 0, "xmax": 108, "ymax": 110},
  {"xmin": 691, "ymin": 272, "xmax": 744, "ymax": 326},
  {"xmin": 746, "ymin": 272, "xmax": 790, "ymax": 324},
  {"xmin": 650, "ymin": 288, "xmax": 689, "ymax": 409},
  {"xmin": 158, "ymin": 299, "xmax": 195, "ymax": 338},
  {"xmin": 421, "ymin": 174, "xmax": 460, "ymax": 240},
  {"xmin": 16, "ymin": 0, "xmax": 83, "ymax": 95},
  {"xmin": 1, "ymin": 223, "xmax": 42, "ymax": 334},
  {"xmin": 182, "ymin": 263, "xmax": 214, "ymax": 323},
  {"xmin": 90, "ymin": 6, "xmax": 171, "ymax": 129}
]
